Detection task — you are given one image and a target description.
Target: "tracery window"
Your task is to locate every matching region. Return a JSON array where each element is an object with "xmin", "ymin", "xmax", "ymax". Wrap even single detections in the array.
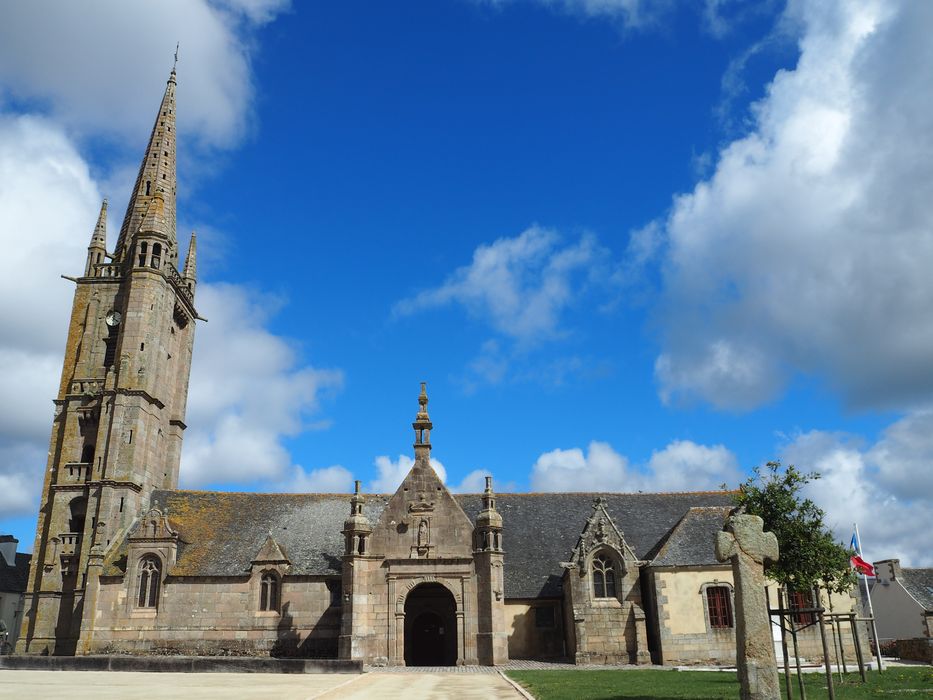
[
  {"xmin": 706, "ymin": 585, "xmax": 733, "ymax": 628},
  {"xmin": 259, "ymin": 572, "xmax": 279, "ymax": 612},
  {"xmin": 137, "ymin": 555, "xmax": 161, "ymax": 608},
  {"xmin": 592, "ymin": 554, "xmax": 616, "ymax": 598}
]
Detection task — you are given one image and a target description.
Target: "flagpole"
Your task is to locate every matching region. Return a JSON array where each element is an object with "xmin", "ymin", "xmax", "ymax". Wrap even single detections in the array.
[{"xmin": 854, "ymin": 522, "xmax": 884, "ymax": 672}]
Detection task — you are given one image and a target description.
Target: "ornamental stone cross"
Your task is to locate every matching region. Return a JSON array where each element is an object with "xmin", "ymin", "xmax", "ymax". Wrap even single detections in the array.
[{"xmin": 715, "ymin": 512, "xmax": 780, "ymax": 700}]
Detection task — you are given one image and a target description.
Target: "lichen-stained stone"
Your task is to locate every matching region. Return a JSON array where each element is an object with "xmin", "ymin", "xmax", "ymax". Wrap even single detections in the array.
[{"xmin": 716, "ymin": 512, "xmax": 780, "ymax": 700}]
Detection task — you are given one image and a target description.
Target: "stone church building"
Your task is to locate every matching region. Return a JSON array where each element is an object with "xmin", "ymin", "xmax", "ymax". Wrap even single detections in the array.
[{"xmin": 16, "ymin": 68, "xmax": 861, "ymax": 666}]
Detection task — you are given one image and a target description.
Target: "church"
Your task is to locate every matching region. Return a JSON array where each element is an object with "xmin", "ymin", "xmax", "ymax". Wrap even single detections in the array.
[{"xmin": 15, "ymin": 67, "xmax": 859, "ymax": 667}]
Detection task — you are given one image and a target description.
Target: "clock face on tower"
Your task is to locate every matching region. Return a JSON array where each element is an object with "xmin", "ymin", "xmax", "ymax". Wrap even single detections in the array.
[{"xmin": 105, "ymin": 311, "xmax": 122, "ymax": 327}]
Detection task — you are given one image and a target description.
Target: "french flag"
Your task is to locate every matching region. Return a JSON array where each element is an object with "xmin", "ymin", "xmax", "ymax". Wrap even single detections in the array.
[{"xmin": 850, "ymin": 532, "xmax": 874, "ymax": 576}]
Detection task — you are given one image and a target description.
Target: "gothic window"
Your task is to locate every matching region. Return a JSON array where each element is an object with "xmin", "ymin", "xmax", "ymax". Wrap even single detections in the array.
[
  {"xmin": 138, "ymin": 241, "xmax": 148, "ymax": 267},
  {"xmin": 706, "ymin": 586, "xmax": 733, "ymax": 628},
  {"xmin": 137, "ymin": 555, "xmax": 161, "ymax": 608},
  {"xmin": 259, "ymin": 572, "xmax": 279, "ymax": 612},
  {"xmin": 592, "ymin": 554, "xmax": 616, "ymax": 598},
  {"xmin": 151, "ymin": 243, "xmax": 162, "ymax": 269}
]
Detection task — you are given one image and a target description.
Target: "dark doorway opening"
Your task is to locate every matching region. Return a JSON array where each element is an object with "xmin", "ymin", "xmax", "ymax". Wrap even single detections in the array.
[{"xmin": 404, "ymin": 583, "xmax": 457, "ymax": 666}]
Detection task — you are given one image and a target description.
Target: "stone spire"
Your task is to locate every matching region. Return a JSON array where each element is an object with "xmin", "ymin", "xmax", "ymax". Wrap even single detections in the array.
[
  {"xmin": 412, "ymin": 381, "xmax": 433, "ymax": 463},
  {"xmin": 114, "ymin": 64, "xmax": 177, "ymax": 262},
  {"xmin": 183, "ymin": 232, "xmax": 197, "ymax": 276},
  {"xmin": 85, "ymin": 198, "xmax": 108, "ymax": 276}
]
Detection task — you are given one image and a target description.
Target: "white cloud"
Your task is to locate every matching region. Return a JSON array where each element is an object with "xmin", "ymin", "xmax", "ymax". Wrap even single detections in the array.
[
  {"xmin": 369, "ymin": 454, "xmax": 448, "ymax": 494},
  {"xmin": 274, "ymin": 464, "xmax": 354, "ymax": 494},
  {"xmin": 781, "ymin": 415, "xmax": 933, "ymax": 567},
  {"xmin": 396, "ymin": 226, "xmax": 607, "ymax": 345},
  {"xmin": 0, "ymin": 0, "xmax": 289, "ymax": 149},
  {"xmin": 0, "ymin": 112, "xmax": 340, "ymax": 518},
  {"xmin": 180, "ymin": 283, "xmax": 343, "ymax": 486},
  {"xmin": 0, "ymin": 115, "xmax": 103, "ymax": 516},
  {"xmin": 530, "ymin": 439, "xmax": 740, "ymax": 492},
  {"xmin": 650, "ymin": 0, "xmax": 933, "ymax": 411},
  {"xmin": 477, "ymin": 0, "xmax": 659, "ymax": 29}
]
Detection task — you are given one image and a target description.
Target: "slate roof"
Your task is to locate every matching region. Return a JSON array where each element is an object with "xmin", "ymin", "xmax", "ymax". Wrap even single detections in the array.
[
  {"xmin": 900, "ymin": 568, "xmax": 933, "ymax": 611},
  {"xmin": 103, "ymin": 489, "xmax": 734, "ymax": 599},
  {"xmin": 0, "ymin": 552, "xmax": 31, "ymax": 593},
  {"xmin": 648, "ymin": 506, "xmax": 732, "ymax": 568}
]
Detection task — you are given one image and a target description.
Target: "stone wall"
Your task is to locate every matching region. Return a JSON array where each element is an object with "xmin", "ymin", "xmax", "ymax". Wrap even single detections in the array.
[
  {"xmin": 505, "ymin": 600, "xmax": 565, "ymax": 659},
  {"xmin": 649, "ymin": 568, "xmax": 737, "ymax": 665},
  {"xmin": 86, "ymin": 574, "xmax": 340, "ymax": 656},
  {"xmin": 896, "ymin": 637, "xmax": 933, "ymax": 663}
]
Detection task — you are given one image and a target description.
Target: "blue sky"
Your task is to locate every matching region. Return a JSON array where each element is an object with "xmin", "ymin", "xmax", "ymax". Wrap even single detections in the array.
[{"xmin": 0, "ymin": 0, "xmax": 931, "ymax": 566}]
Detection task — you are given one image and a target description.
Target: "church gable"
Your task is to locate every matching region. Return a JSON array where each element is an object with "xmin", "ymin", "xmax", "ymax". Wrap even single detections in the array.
[
  {"xmin": 371, "ymin": 383, "xmax": 474, "ymax": 560},
  {"xmin": 371, "ymin": 460, "xmax": 474, "ymax": 560},
  {"xmin": 569, "ymin": 497, "xmax": 639, "ymax": 569}
]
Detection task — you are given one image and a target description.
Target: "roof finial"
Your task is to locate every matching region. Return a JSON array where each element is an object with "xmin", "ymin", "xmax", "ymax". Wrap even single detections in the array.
[{"xmin": 173, "ymin": 42, "xmax": 179, "ymax": 73}]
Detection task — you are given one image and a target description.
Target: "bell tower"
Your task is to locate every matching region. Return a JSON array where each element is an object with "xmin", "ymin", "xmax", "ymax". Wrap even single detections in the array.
[{"xmin": 17, "ymin": 64, "xmax": 199, "ymax": 655}]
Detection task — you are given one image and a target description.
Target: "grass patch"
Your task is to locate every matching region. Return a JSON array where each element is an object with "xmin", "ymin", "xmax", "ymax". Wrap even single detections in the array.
[{"xmin": 505, "ymin": 667, "xmax": 933, "ymax": 700}]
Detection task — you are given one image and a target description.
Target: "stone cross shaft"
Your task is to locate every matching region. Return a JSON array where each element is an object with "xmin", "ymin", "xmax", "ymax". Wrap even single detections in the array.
[{"xmin": 715, "ymin": 513, "xmax": 780, "ymax": 700}]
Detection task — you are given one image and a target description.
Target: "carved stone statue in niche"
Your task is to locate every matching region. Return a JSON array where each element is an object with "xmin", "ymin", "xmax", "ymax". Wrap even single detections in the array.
[{"xmin": 417, "ymin": 519, "xmax": 428, "ymax": 547}]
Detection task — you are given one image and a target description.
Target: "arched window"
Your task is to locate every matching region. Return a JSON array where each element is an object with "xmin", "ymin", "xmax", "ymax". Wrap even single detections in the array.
[
  {"xmin": 259, "ymin": 572, "xmax": 279, "ymax": 612},
  {"xmin": 592, "ymin": 554, "xmax": 616, "ymax": 598},
  {"xmin": 706, "ymin": 585, "xmax": 733, "ymax": 628},
  {"xmin": 137, "ymin": 555, "xmax": 161, "ymax": 608}
]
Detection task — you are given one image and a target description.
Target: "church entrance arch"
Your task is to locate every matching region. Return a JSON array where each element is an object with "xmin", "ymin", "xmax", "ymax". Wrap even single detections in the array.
[{"xmin": 404, "ymin": 583, "xmax": 457, "ymax": 666}]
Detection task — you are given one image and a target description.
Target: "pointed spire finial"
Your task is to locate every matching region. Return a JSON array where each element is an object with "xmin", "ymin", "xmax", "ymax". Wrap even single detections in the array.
[
  {"xmin": 412, "ymin": 381, "xmax": 433, "ymax": 456},
  {"xmin": 184, "ymin": 230, "xmax": 197, "ymax": 284},
  {"xmin": 86, "ymin": 198, "xmax": 109, "ymax": 275},
  {"xmin": 173, "ymin": 42, "xmax": 179, "ymax": 72},
  {"xmin": 114, "ymin": 58, "xmax": 178, "ymax": 261}
]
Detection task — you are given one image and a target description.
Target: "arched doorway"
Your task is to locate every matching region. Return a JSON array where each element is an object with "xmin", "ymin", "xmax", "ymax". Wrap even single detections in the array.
[{"xmin": 404, "ymin": 583, "xmax": 457, "ymax": 666}]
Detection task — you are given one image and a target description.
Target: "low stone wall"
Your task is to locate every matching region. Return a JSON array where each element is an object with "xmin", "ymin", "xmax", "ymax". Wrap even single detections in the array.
[
  {"xmin": 896, "ymin": 638, "xmax": 933, "ymax": 664},
  {"xmin": 0, "ymin": 654, "xmax": 361, "ymax": 673}
]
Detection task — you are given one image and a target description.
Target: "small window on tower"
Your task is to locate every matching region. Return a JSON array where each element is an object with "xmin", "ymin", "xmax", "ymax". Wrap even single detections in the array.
[
  {"xmin": 145, "ymin": 181, "xmax": 151, "ymax": 196},
  {"xmin": 103, "ymin": 326, "xmax": 118, "ymax": 368}
]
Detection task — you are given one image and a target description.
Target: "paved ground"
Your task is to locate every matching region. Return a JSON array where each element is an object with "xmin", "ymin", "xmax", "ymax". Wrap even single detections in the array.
[
  {"xmin": 318, "ymin": 672, "xmax": 523, "ymax": 698},
  {"xmin": 0, "ymin": 669, "xmax": 526, "ymax": 699},
  {"xmin": 0, "ymin": 670, "xmax": 353, "ymax": 700}
]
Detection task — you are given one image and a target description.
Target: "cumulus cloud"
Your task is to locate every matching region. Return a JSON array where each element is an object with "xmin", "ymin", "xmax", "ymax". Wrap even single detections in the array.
[
  {"xmin": 396, "ymin": 226, "xmax": 606, "ymax": 345},
  {"xmin": 180, "ymin": 283, "xmax": 343, "ymax": 486},
  {"xmin": 0, "ymin": 115, "xmax": 103, "ymax": 517},
  {"xmin": 530, "ymin": 439, "xmax": 741, "ymax": 492},
  {"xmin": 476, "ymin": 0, "xmax": 659, "ymax": 29},
  {"xmin": 651, "ymin": 1, "xmax": 933, "ymax": 411},
  {"xmin": 368, "ymin": 455, "xmax": 448, "ymax": 494},
  {"xmin": 781, "ymin": 413, "xmax": 933, "ymax": 567},
  {"xmin": 396, "ymin": 226, "xmax": 610, "ymax": 389},
  {"xmin": 0, "ymin": 0, "xmax": 290, "ymax": 148},
  {"xmin": 0, "ymin": 112, "xmax": 339, "ymax": 517},
  {"xmin": 273, "ymin": 464, "xmax": 355, "ymax": 494}
]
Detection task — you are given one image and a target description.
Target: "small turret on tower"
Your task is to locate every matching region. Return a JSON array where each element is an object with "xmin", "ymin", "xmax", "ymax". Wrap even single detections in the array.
[
  {"xmin": 474, "ymin": 476, "xmax": 503, "ymax": 552},
  {"xmin": 342, "ymin": 480, "xmax": 372, "ymax": 556},
  {"xmin": 412, "ymin": 382, "xmax": 433, "ymax": 464},
  {"xmin": 183, "ymin": 231, "xmax": 197, "ymax": 292},
  {"xmin": 85, "ymin": 199, "xmax": 108, "ymax": 276}
]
